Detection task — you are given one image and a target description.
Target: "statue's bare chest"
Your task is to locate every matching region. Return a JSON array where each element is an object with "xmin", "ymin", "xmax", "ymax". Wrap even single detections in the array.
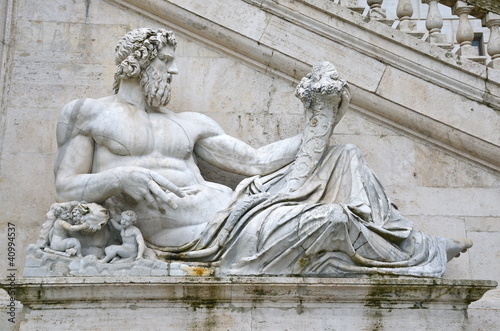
[{"xmin": 91, "ymin": 109, "xmax": 193, "ymax": 159}]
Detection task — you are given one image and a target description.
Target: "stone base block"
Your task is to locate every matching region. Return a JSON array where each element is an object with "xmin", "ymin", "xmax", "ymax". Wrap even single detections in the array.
[
  {"xmin": 488, "ymin": 58, "xmax": 500, "ymax": 70},
  {"xmin": 457, "ymin": 45, "xmax": 479, "ymax": 57},
  {"xmin": 398, "ymin": 20, "xmax": 417, "ymax": 33},
  {"xmin": 2, "ymin": 276, "xmax": 496, "ymax": 331},
  {"xmin": 427, "ymin": 33, "xmax": 448, "ymax": 44}
]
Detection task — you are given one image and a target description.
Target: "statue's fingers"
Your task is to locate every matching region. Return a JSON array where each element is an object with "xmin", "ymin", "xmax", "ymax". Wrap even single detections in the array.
[
  {"xmin": 143, "ymin": 189, "xmax": 162, "ymax": 211},
  {"xmin": 127, "ymin": 190, "xmax": 144, "ymax": 203},
  {"xmin": 149, "ymin": 172, "xmax": 185, "ymax": 198},
  {"xmin": 148, "ymin": 180, "xmax": 179, "ymax": 210}
]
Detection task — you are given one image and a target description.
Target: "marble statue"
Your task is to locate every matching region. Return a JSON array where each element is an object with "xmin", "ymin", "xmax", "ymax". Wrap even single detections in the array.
[
  {"xmin": 28, "ymin": 28, "xmax": 472, "ymax": 277},
  {"xmin": 100, "ymin": 210, "xmax": 145, "ymax": 263},
  {"xmin": 37, "ymin": 202, "xmax": 109, "ymax": 258},
  {"xmin": 46, "ymin": 203, "xmax": 86, "ymax": 257}
]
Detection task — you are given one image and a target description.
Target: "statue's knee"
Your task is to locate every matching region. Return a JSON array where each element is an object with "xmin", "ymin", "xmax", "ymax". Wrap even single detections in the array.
[
  {"xmin": 104, "ymin": 246, "xmax": 114, "ymax": 255},
  {"xmin": 68, "ymin": 238, "xmax": 79, "ymax": 247},
  {"xmin": 340, "ymin": 143, "xmax": 360, "ymax": 154},
  {"xmin": 328, "ymin": 205, "xmax": 348, "ymax": 225},
  {"xmin": 314, "ymin": 204, "xmax": 348, "ymax": 225}
]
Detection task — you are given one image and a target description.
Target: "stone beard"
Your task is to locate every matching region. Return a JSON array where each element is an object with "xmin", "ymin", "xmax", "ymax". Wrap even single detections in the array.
[{"xmin": 139, "ymin": 62, "xmax": 172, "ymax": 107}]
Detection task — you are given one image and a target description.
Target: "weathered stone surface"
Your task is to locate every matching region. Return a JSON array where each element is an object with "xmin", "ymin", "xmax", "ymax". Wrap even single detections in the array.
[
  {"xmin": 415, "ymin": 144, "xmax": 500, "ymax": 188},
  {"xmin": 2, "ymin": 277, "xmax": 496, "ymax": 331}
]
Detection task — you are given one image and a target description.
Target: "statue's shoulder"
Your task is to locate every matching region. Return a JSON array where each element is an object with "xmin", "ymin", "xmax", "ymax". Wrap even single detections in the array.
[
  {"xmin": 175, "ymin": 111, "xmax": 224, "ymax": 136},
  {"xmin": 59, "ymin": 97, "xmax": 105, "ymax": 120},
  {"xmin": 59, "ymin": 96, "xmax": 120, "ymax": 126},
  {"xmin": 57, "ymin": 97, "xmax": 115, "ymax": 142}
]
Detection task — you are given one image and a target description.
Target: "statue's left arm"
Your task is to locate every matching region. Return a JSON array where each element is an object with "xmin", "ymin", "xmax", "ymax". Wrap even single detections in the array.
[
  {"xmin": 192, "ymin": 78, "xmax": 350, "ymax": 177},
  {"xmin": 192, "ymin": 114, "xmax": 302, "ymax": 176}
]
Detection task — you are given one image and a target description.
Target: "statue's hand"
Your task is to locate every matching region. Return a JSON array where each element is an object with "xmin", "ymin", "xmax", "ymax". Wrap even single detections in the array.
[
  {"xmin": 113, "ymin": 167, "xmax": 185, "ymax": 213},
  {"xmin": 80, "ymin": 222, "xmax": 91, "ymax": 230}
]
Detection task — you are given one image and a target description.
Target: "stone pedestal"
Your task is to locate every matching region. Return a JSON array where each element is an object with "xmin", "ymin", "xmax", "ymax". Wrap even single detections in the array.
[{"xmin": 4, "ymin": 276, "xmax": 496, "ymax": 331}]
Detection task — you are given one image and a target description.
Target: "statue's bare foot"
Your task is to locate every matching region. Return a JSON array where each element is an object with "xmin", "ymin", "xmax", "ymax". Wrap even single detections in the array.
[
  {"xmin": 66, "ymin": 248, "xmax": 77, "ymax": 256},
  {"xmin": 445, "ymin": 238, "xmax": 473, "ymax": 261}
]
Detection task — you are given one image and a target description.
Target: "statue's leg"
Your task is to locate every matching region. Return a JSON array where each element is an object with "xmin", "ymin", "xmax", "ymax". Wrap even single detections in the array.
[{"xmin": 100, "ymin": 245, "xmax": 119, "ymax": 263}]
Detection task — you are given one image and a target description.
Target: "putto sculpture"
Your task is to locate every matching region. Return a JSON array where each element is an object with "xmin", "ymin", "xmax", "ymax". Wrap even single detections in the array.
[
  {"xmin": 26, "ymin": 28, "xmax": 471, "ymax": 277},
  {"xmin": 100, "ymin": 210, "xmax": 145, "ymax": 263},
  {"xmin": 36, "ymin": 202, "xmax": 109, "ymax": 257}
]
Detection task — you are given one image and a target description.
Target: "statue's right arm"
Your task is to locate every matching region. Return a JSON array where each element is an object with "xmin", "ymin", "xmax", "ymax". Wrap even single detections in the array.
[
  {"xmin": 58, "ymin": 219, "xmax": 90, "ymax": 232},
  {"xmin": 54, "ymin": 99, "xmax": 121, "ymax": 203},
  {"xmin": 108, "ymin": 218, "xmax": 122, "ymax": 231}
]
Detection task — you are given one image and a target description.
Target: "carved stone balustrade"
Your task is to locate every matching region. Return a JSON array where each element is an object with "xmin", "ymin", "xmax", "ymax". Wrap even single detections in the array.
[
  {"xmin": 333, "ymin": 0, "xmax": 498, "ymax": 66},
  {"xmin": 422, "ymin": 0, "xmax": 451, "ymax": 47},
  {"xmin": 484, "ymin": 12, "xmax": 500, "ymax": 68},
  {"xmin": 452, "ymin": 0, "xmax": 487, "ymax": 63},
  {"xmin": 397, "ymin": 0, "xmax": 416, "ymax": 32},
  {"xmin": 367, "ymin": 0, "xmax": 386, "ymax": 19}
]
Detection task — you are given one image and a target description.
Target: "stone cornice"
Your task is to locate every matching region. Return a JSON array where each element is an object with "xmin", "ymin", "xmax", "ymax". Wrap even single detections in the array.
[
  {"xmin": 116, "ymin": 0, "xmax": 499, "ymax": 171},
  {"xmin": 5, "ymin": 276, "xmax": 497, "ymax": 330},
  {"xmin": 8, "ymin": 276, "xmax": 497, "ymax": 308}
]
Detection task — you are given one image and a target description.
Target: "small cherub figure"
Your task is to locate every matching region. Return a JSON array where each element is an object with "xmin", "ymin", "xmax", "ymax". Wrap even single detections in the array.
[
  {"xmin": 100, "ymin": 210, "xmax": 145, "ymax": 263},
  {"xmin": 48, "ymin": 204, "xmax": 89, "ymax": 257}
]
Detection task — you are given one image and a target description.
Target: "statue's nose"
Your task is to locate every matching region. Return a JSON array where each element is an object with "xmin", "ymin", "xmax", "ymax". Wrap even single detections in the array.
[{"xmin": 168, "ymin": 61, "xmax": 179, "ymax": 75}]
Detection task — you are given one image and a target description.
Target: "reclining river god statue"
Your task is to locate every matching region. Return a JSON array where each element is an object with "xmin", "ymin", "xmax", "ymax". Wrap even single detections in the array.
[{"xmin": 28, "ymin": 28, "xmax": 472, "ymax": 277}]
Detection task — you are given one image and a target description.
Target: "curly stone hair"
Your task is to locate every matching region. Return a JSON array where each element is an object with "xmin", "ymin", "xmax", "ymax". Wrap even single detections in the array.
[
  {"xmin": 121, "ymin": 210, "xmax": 138, "ymax": 224},
  {"xmin": 113, "ymin": 28, "xmax": 177, "ymax": 94}
]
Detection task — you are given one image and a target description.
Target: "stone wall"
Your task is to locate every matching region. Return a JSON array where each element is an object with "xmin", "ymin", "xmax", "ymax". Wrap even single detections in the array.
[{"xmin": 0, "ymin": 0, "xmax": 499, "ymax": 329}]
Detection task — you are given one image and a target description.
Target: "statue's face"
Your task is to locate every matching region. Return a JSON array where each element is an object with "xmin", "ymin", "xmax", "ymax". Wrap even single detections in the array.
[
  {"xmin": 120, "ymin": 214, "xmax": 135, "ymax": 228},
  {"xmin": 150, "ymin": 45, "xmax": 178, "ymax": 78},
  {"xmin": 72, "ymin": 208, "xmax": 82, "ymax": 221},
  {"xmin": 56, "ymin": 207, "xmax": 72, "ymax": 221},
  {"xmin": 140, "ymin": 45, "xmax": 178, "ymax": 108}
]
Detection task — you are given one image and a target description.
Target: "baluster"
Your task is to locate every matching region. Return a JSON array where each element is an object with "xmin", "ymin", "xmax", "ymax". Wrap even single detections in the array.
[
  {"xmin": 452, "ymin": 1, "xmax": 477, "ymax": 57},
  {"xmin": 396, "ymin": 0, "xmax": 415, "ymax": 32},
  {"xmin": 484, "ymin": 13, "xmax": 500, "ymax": 69},
  {"xmin": 422, "ymin": 0, "xmax": 447, "ymax": 44},
  {"xmin": 367, "ymin": 0, "xmax": 386, "ymax": 19}
]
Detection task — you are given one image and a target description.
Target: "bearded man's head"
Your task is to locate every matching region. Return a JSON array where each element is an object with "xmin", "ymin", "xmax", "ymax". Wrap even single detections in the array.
[{"xmin": 113, "ymin": 28, "xmax": 177, "ymax": 107}]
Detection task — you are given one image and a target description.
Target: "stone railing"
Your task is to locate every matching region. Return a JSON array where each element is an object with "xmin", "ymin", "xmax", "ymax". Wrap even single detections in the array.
[{"xmin": 335, "ymin": 0, "xmax": 500, "ymax": 68}]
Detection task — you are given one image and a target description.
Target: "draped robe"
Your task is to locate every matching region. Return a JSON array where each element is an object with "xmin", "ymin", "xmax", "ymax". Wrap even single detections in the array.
[{"xmin": 170, "ymin": 143, "xmax": 449, "ymax": 277}]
